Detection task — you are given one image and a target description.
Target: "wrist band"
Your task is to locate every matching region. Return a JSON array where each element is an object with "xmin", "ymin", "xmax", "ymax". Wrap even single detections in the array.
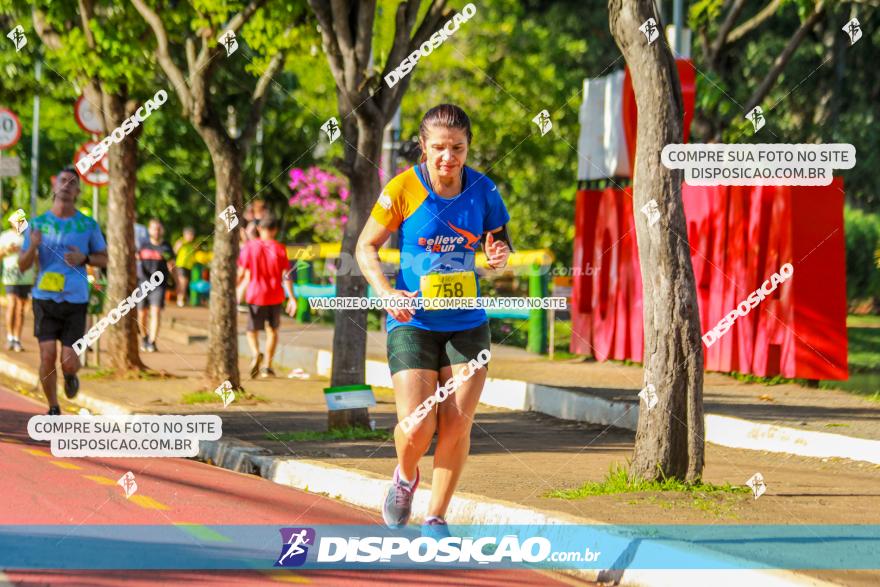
[{"xmin": 83, "ymin": 254, "xmax": 90, "ymax": 266}]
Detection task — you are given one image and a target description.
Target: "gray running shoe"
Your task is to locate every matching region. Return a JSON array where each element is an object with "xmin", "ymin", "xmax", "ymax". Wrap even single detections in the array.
[{"xmin": 382, "ymin": 466, "xmax": 419, "ymax": 529}]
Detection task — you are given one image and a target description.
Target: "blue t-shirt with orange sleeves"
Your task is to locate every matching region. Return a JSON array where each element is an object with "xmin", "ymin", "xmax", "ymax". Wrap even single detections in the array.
[{"xmin": 370, "ymin": 165, "xmax": 510, "ymax": 333}]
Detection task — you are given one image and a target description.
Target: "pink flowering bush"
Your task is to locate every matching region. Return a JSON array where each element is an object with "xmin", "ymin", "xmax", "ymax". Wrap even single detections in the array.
[{"xmin": 288, "ymin": 166, "xmax": 350, "ymax": 242}]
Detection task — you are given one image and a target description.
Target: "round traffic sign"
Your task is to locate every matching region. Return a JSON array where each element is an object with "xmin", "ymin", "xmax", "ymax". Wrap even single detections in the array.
[
  {"xmin": 74, "ymin": 96, "xmax": 104, "ymax": 135},
  {"xmin": 74, "ymin": 141, "xmax": 109, "ymax": 186},
  {"xmin": 0, "ymin": 108, "xmax": 22, "ymax": 150}
]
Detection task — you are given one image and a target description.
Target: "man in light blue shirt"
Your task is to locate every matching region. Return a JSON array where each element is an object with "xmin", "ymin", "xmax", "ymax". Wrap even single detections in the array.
[{"xmin": 19, "ymin": 166, "xmax": 108, "ymax": 415}]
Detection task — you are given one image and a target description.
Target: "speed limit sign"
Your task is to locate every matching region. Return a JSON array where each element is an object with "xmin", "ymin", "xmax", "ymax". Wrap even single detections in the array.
[
  {"xmin": 0, "ymin": 108, "xmax": 22, "ymax": 150},
  {"xmin": 74, "ymin": 95, "xmax": 104, "ymax": 135}
]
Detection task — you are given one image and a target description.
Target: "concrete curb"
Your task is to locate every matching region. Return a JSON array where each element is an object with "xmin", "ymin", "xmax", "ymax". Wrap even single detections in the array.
[
  {"xmin": 0, "ymin": 353, "xmax": 838, "ymax": 587},
  {"xmin": 236, "ymin": 338, "xmax": 880, "ymax": 465}
]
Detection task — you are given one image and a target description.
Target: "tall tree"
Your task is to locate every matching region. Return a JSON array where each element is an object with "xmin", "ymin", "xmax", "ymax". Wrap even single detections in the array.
[
  {"xmin": 130, "ymin": 0, "xmax": 297, "ymax": 388},
  {"xmin": 32, "ymin": 0, "xmax": 149, "ymax": 373},
  {"xmin": 609, "ymin": 0, "xmax": 705, "ymax": 481},
  {"xmin": 690, "ymin": 0, "xmax": 828, "ymax": 142},
  {"xmin": 307, "ymin": 0, "xmax": 450, "ymax": 429}
]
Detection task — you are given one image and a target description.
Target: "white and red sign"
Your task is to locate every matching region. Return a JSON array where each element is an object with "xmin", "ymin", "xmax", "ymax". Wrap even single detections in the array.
[
  {"xmin": 74, "ymin": 96, "xmax": 104, "ymax": 135},
  {"xmin": 74, "ymin": 141, "xmax": 109, "ymax": 186},
  {"xmin": 0, "ymin": 108, "xmax": 22, "ymax": 150}
]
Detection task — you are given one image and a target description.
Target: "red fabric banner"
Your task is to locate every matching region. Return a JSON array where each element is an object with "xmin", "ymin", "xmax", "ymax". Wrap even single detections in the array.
[{"xmin": 570, "ymin": 181, "xmax": 848, "ymax": 380}]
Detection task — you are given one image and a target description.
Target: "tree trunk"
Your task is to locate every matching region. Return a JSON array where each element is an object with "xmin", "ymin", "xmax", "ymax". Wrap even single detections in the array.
[
  {"xmin": 609, "ymin": 0, "xmax": 705, "ymax": 482},
  {"xmin": 327, "ymin": 127, "xmax": 381, "ymax": 430},
  {"xmin": 203, "ymin": 140, "xmax": 243, "ymax": 389},
  {"xmin": 95, "ymin": 90, "xmax": 147, "ymax": 372}
]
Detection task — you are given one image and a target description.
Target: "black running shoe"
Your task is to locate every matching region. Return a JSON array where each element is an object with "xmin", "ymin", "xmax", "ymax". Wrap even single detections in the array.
[
  {"xmin": 63, "ymin": 374, "xmax": 80, "ymax": 399},
  {"xmin": 48, "ymin": 405, "xmax": 61, "ymax": 416},
  {"xmin": 250, "ymin": 352, "xmax": 263, "ymax": 379}
]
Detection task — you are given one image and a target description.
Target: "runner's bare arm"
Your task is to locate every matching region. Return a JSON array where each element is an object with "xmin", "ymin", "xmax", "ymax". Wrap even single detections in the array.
[
  {"xmin": 483, "ymin": 226, "xmax": 511, "ymax": 270},
  {"xmin": 86, "ymin": 250, "xmax": 108, "ymax": 268},
  {"xmin": 357, "ymin": 217, "xmax": 416, "ymax": 322},
  {"xmin": 356, "ymin": 217, "xmax": 396, "ymax": 296},
  {"xmin": 236, "ymin": 266, "xmax": 248, "ymax": 286},
  {"xmin": 18, "ymin": 229, "xmax": 40, "ymax": 272}
]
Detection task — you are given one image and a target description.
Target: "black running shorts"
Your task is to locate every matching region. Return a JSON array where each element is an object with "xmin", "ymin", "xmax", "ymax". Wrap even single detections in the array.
[
  {"xmin": 33, "ymin": 299, "xmax": 88, "ymax": 347},
  {"xmin": 386, "ymin": 321, "xmax": 491, "ymax": 376}
]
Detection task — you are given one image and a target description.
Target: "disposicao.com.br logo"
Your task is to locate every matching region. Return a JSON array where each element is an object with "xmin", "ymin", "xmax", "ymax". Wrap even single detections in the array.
[{"xmin": 272, "ymin": 527, "xmax": 584, "ymax": 568}]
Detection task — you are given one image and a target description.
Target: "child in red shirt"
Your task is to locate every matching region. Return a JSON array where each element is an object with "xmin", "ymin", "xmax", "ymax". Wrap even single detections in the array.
[{"xmin": 237, "ymin": 214, "xmax": 295, "ymax": 378}]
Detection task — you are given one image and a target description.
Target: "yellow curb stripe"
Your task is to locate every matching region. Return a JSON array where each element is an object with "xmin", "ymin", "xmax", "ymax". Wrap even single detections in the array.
[
  {"xmin": 22, "ymin": 448, "xmax": 51, "ymax": 457},
  {"xmin": 172, "ymin": 523, "xmax": 232, "ymax": 543},
  {"xmin": 128, "ymin": 495, "xmax": 170, "ymax": 510},
  {"xmin": 83, "ymin": 475, "xmax": 118, "ymax": 486},
  {"xmin": 49, "ymin": 460, "xmax": 83, "ymax": 470},
  {"xmin": 258, "ymin": 570, "xmax": 311, "ymax": 583}
]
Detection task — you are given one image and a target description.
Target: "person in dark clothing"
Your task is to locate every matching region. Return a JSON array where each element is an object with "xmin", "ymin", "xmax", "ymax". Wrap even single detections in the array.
[{"xmin": 137, "ymin": 218, "xmax": 175, "ymax": 352}]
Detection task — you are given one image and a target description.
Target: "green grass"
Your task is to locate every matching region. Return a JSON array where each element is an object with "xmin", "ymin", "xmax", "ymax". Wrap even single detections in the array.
[
  {"xmin": 547, "ymin": 464, "xmax": 750, "ymax": 499},
  {"xmin": 82, "ymin": 367, "xmax": 165, "ymax": 380},
  {"xmin": 180, "ymin": 390, "xmax": 266, "ymax": 405},
  {"xmin": 263, "ymin": 426, "xmax": 393, "ymax": 442},
  {"xmin": 846, "ymin": 314, "xmax": 880, "ymax": 328},
  {"xmin": 847, "ymin": 326, "xmax": 880, "ymax": 372},
  {"xmin": 81, "ymin": 368, "xmax": 116, "ymax": 380},
  {"xmin": 729, "ymin": 371, "xmax": 793, "ymax": 386}
]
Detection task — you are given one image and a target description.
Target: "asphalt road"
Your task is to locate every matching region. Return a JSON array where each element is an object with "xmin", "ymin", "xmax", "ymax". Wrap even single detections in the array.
[{"xmin": 0, "ymin": 385, "xmax": 586, "ymax": 586}]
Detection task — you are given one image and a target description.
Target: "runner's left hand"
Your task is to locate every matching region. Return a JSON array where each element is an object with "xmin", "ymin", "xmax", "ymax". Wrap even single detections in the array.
[
  {"xmin": 285, "ymin": 298, "xmax": 297, "ymax": 317},
  {"xmin": 64, "ymin": 245, "xmax": 87, "ymax": 267},
  {"xmin": 485, "ymin": 232, "xmax": 510, "ymax": 269}
]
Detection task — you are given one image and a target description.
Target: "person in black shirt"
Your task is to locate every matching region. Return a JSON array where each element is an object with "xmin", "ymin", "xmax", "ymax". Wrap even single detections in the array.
[{"xmin": 137, "ymin": 219, "xmax": 175, "ymax": 352}]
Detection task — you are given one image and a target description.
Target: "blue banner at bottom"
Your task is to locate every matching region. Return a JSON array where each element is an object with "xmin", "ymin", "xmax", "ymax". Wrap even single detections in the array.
[{"xmin": 0, "ymin": 525, "xmax": 877, "ymax": 570}]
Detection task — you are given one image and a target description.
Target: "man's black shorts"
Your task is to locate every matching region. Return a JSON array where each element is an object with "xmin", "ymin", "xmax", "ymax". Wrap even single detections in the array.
[
  {"xmin": 33, "ymin": 299, "xmax": 88, "ymax": 347},
  {"xmin": 136, "ymin": 285, "xmax": 166, "ymax": 309},
  {"xmin": 247, "ymin": 304, "xmax": 281, "ymax": 331},
  {"xmin": 6, "ymin": 285, "xmax": 32, "ymax": 298}
]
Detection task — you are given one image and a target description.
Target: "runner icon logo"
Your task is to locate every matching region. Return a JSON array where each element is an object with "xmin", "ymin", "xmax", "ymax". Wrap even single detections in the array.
[
  {"xmin": 746, "ymin": 472, "xmax": 766, "ymax": 500},
  {"xmin": 843, "ymin": 18, "xmax": 862, "ymax": 45},
  {"xmin": 218, "ymin": 30, "xmax": 238, "ymax": 56},
  {"xmin": 10, "ymin": 209, "xmax": 27, "ymax": 235},
  {"xmin": 532, "ymin": 110, "xmax": 552, "ymax": 136},
  {"xmin": 117, "ymin": 471, "xmax": 138, "ymax": 498},
  {"xmin": 639, "ymin": 18, "xmax": 659, "ymax": 44},
  {"xmin": 321, "ymin": 117, "xmax": 341, "ymax": 143},
  {"xmin": 219, "ymin": 205, "xmax": 239, "ymax": 232},
  {"xmin": 745, "ymin": 106, "xmax": 765, "ymax": 133},
  {"xmin": 275, "ymin": 528, "xmax": 316, "ymax": 567},
  {"xmin": 7, "ymin": 25, "xmax": 26, "ymax": 52}
]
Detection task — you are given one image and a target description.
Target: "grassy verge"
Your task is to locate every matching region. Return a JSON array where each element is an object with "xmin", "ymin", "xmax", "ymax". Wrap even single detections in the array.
[
  {"xmin": 180, "ymin": 391, "xmax": 267, "ymax": 404},
  {"xmin": 547, "ymin": 464, "xmax": 750, "ymax": 499},
  {"xmin": 263, "ymin": 426, "xmax": 392, "ymax": 442},
  {"xmin": 82, "ymin": 367, "xmax": 166, "ymax": 380},
  {"xmin": 846, "ymin": 314, "xmax": 880, "ymax": 328}
]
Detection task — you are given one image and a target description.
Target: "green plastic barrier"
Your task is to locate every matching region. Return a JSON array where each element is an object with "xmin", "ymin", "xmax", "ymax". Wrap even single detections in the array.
[{"xmin": 527, "ymin": 263, "xmax": 549, "ymax": 354}]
